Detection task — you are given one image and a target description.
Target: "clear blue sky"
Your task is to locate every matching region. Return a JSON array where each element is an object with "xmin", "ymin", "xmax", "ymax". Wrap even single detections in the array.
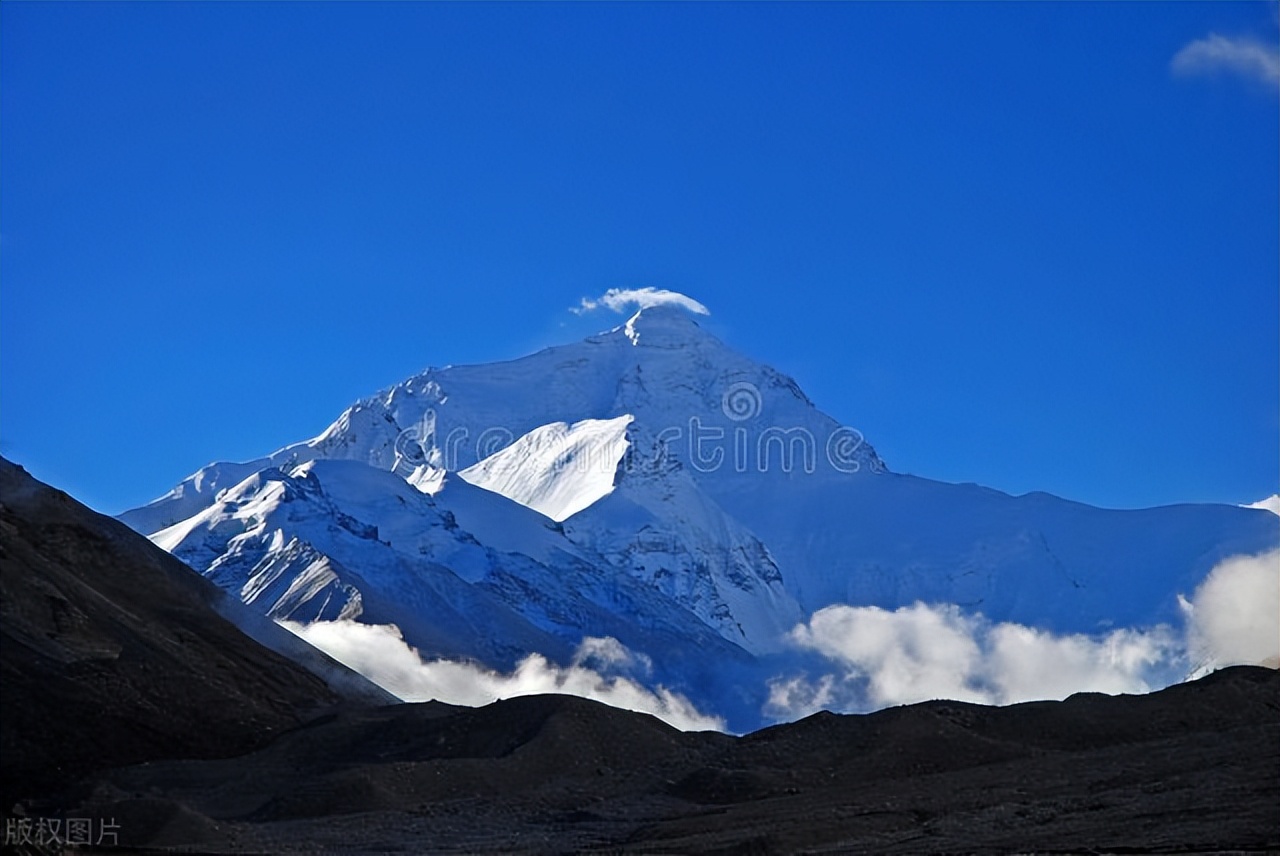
[{"xmin": 2, "ymin": 1, "xmax": 1277, "ymax": 514}]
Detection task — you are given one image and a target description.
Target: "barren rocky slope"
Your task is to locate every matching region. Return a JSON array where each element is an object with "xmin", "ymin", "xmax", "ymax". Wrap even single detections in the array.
[{"xmin": 0, "ymin": 457, "xmax": 387, "ymax": 811}]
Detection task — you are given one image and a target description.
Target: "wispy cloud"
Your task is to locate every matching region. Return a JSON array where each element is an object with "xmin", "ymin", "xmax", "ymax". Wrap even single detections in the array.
[
  {"xmin": 574, "ymin": 287, "xmax": 710, "ymax": 316},
  {"xmin": 279, "ymin": 621, "xmax": 725, "ymax": 732},
  {"xmin": 1171, "ymin": 33, "xmax": 1280, "ymax": 87}
]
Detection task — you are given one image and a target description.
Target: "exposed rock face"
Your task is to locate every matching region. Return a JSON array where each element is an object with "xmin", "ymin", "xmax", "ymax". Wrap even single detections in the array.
[{"xmin": 0, "ymin": 457, "xmax": 386, "ymax": 809}]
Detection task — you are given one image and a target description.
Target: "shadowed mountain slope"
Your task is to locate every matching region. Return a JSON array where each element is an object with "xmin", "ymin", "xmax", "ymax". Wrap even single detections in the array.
[{"xmin": 0, "ymin": 457, "xmax": 390, "ymax": 809}]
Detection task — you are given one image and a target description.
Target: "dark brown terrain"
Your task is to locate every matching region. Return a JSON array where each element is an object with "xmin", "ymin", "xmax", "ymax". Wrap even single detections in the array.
[
  {"xmin": 3, "ymin": 458, "xmax": 1278, "ymax": 854},
  {"xmin": 0, "ymin": 457, "xmax": 388, "ymax": 810}
]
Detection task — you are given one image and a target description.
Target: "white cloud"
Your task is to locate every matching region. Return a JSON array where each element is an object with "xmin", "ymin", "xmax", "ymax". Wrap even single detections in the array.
[
  {"xmin": 279, "ymin": 620, "xmax": 725, "ymax": 732},
  {"xmin": 771, "ymin": 603, "xmax": 1178, "ymax": 719},
  {"xmin": 574, "ymin": 287, "xmax": 710, "ymax": 316},
  {"xmin": 572, "ymin": 634, "xmax": 653, "ymax": 676},
  {"xmin": 769, "ymin": 549, "xmax": 1280, "ymax": 722},
  {"xmin": 763, "ymin": 673, "xmax": 836, "ymax": 721},
  {"xmin": 1171, "ymin": 33, "xmax": 1280, "ymax": 86},
  {"xmin": 986, "ymin": 623, "xmax": 1176, "ymax": 702},
  {"xmin": 1181, "ymin": 548, "xmax": 1280, "ymax": 675},
  {"xmin": 790, "ymin": 602, "xmax": 989, "ymax": 706}
]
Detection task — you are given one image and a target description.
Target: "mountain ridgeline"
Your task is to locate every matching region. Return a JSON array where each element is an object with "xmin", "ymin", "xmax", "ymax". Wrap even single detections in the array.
[{"xmin": 119, "ymin": 306, "xmax": 1280, "ymax": 730}]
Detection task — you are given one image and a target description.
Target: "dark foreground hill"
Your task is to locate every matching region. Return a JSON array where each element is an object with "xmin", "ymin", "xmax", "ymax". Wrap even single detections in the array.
[
  {"xmin": 2, "ymin": 458, "xmax": 1278, "ymax": 854},
  {"xmin": 31, "ymin": 668, "xmax": 1272, "ymax": 854},
  {"xmin": 0, "ymin": 457, "xmax": 389, "ymax": 810}
]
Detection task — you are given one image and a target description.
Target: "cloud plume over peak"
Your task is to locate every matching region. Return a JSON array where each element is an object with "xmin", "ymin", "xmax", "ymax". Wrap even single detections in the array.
[{"xmin": 575, "ymin": 287, "xmax": 710, "ymax": 316}]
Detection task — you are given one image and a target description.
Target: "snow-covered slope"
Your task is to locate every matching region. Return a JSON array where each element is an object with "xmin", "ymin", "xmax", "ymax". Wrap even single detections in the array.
[
  {"xmin": 704, "ymin": 472, "xmax": 1278, "ymax": 630},
  {"xmin": 1245, "ymin": 495, "xmax": 1280, "ymax": 517},
  {"xmin": 560, "ymin": 424, "xmax": 803, "ymax": 652},
  {"xmin": 121, "ymin": 304, "xmax": 1280, "ymax": 730},
  {"xmin": 146, "ymin": 457, "xmax": 760, "ymax": 718},
  {"xmin": 459, "ymin": 415, "xmax": 632, "ymax": 522},
  {"xmin": 121, "ymin": 305, "xmax": 885, "ymax": 531}
]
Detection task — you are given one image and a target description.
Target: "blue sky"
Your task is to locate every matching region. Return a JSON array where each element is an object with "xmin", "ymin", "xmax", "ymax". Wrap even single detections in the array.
[{"xmin": 2, "ymin": 1, "xmax": 1277, "ymax": 514}]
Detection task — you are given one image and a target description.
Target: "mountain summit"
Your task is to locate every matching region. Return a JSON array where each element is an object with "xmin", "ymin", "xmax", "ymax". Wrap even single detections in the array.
[
  {"xmin": 120, "ymin": 310, "xmax": 1280, "ymax": 730},
  {"xmin": 618, "ymin": 303, "xmax": 711, "ymax": 347}
]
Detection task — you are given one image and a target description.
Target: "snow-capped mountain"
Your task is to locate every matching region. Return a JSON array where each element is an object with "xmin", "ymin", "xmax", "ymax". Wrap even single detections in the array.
[{"xmin": 122, "ymin": 304, "xmax": 1280, "ymax": 730}]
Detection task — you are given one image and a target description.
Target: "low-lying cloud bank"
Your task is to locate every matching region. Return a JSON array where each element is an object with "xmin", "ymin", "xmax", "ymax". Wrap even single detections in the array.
[
  {"xmin": 279, "ymin": 621, "xmax": 725, "ymax": 732},
  {"xmin": 767, "ymin": 549, "xmax": 1280, "ymax": 721},
  {"xmin": 768, "ymin": 605, "xmax": 1178, "ymax": 720},
  {"xmin": 280, "ymin": 550, "xmax": 1277, "ymax": 731}
]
